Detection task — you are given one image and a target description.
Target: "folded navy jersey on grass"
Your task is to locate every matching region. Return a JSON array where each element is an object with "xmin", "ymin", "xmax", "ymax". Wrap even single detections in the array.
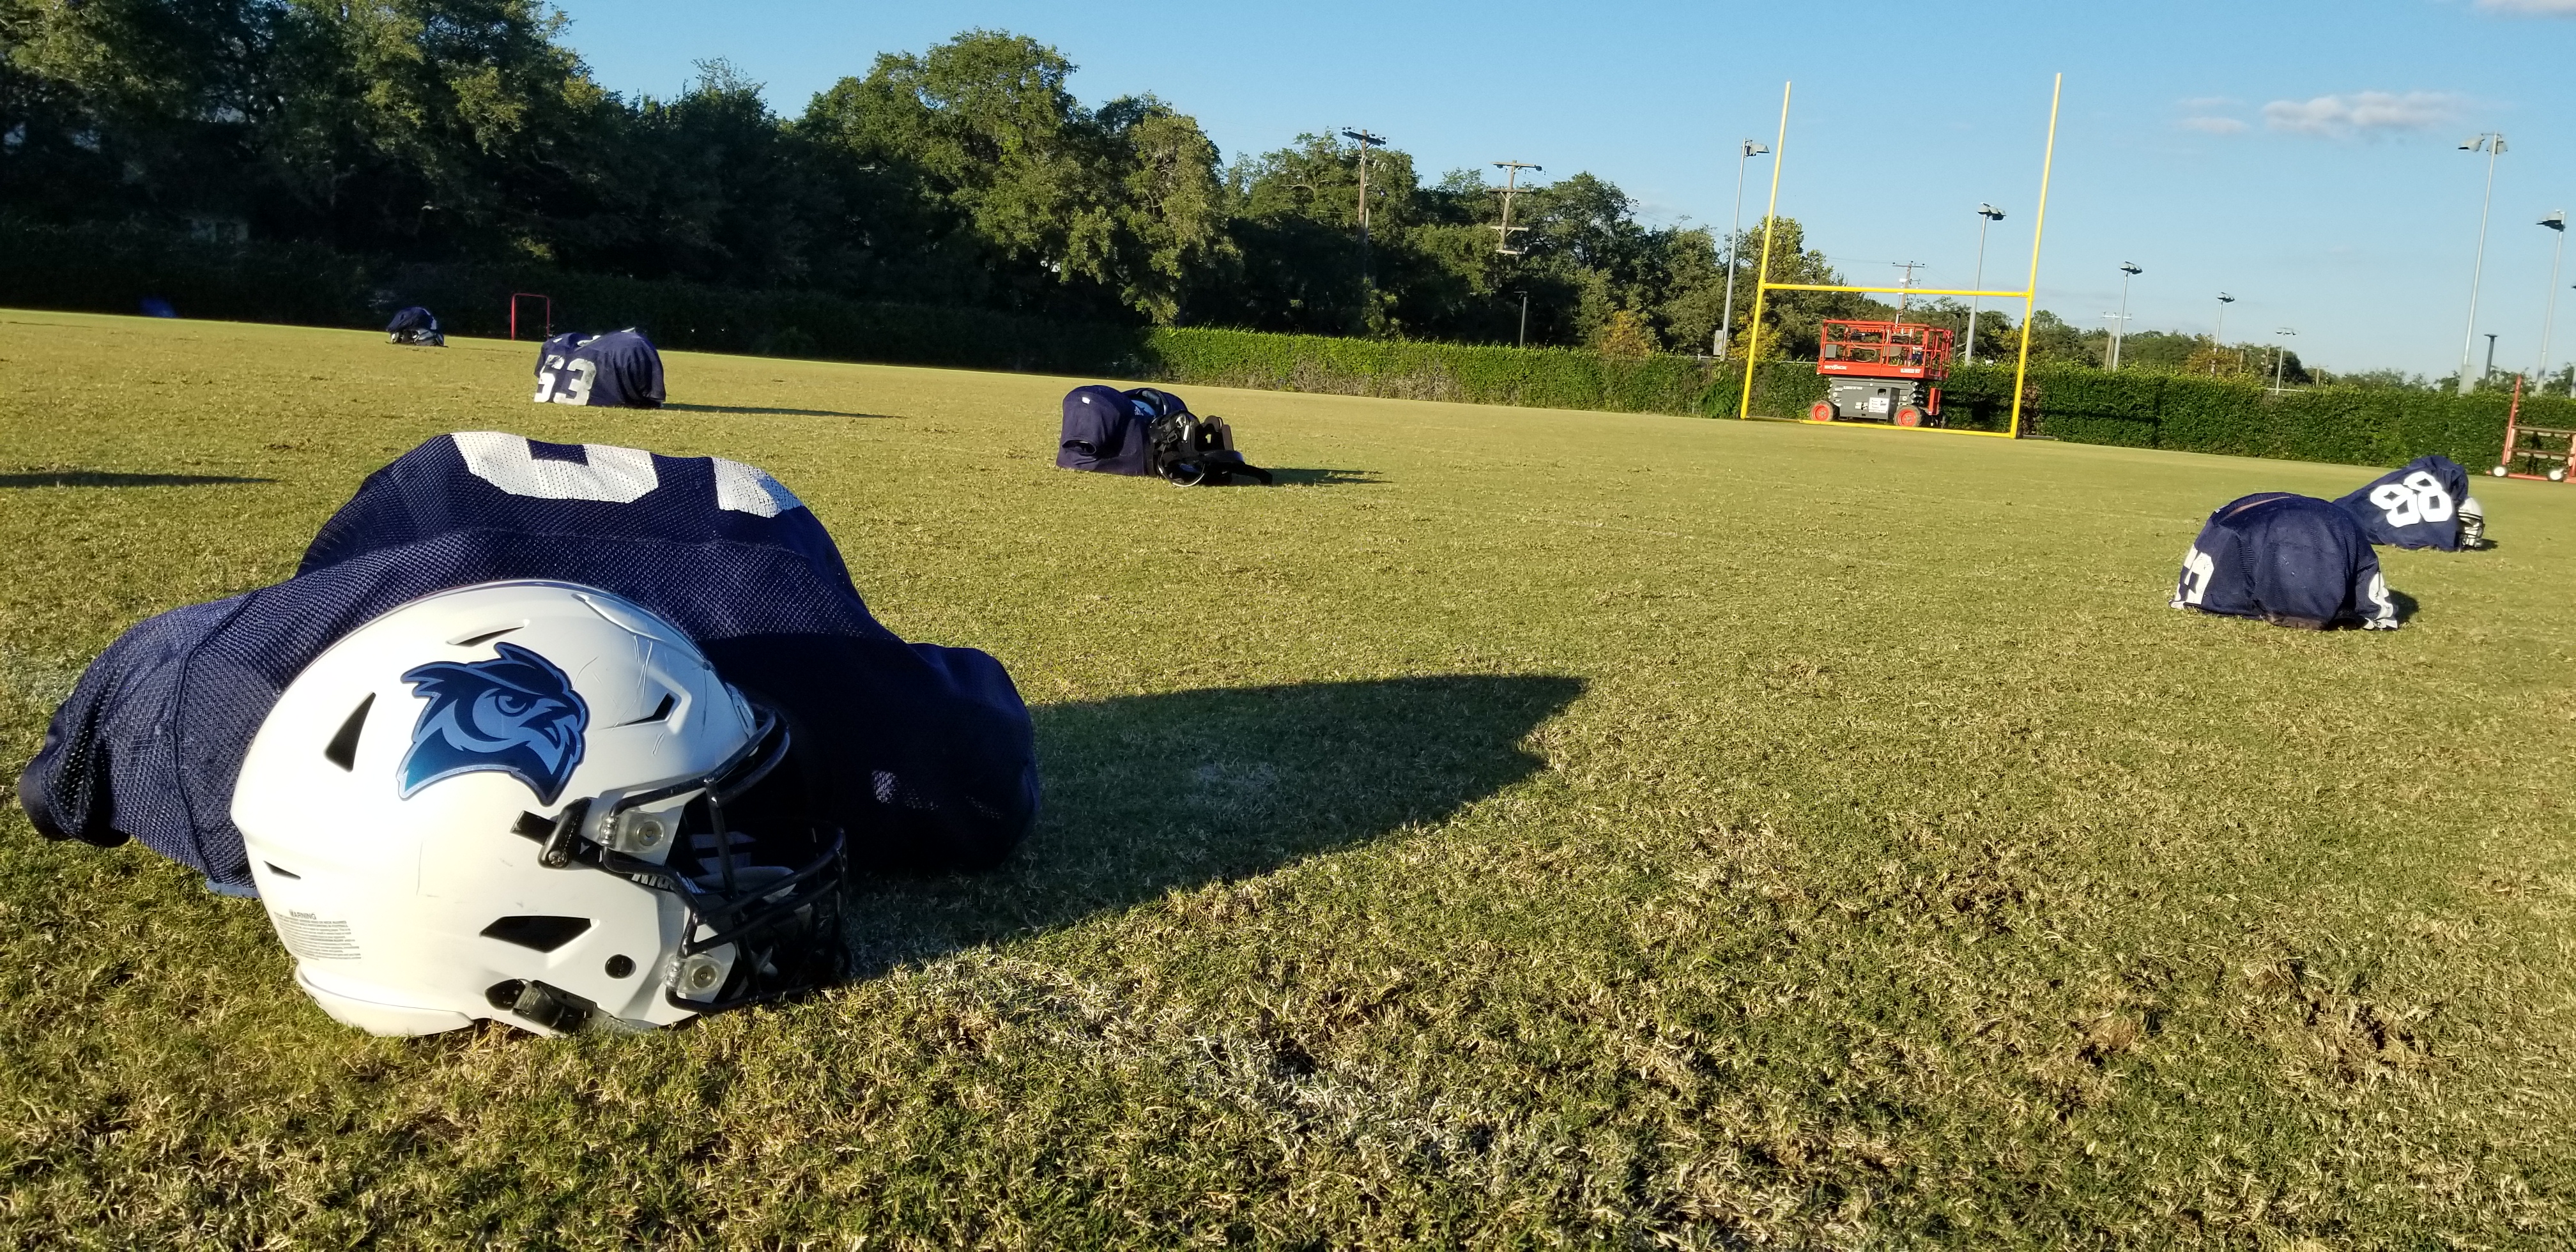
[
  {"xmin": 384, "ymin": 306, "xmax": 441, "ymax": 345},
  {"xmin": 19, "ymin": 432, "xmax": 1039, "ymax": 891},
  {"xmin": 2331, "ymin": 454, "xmax": 2471, "ymax": 550},
  {"xmin": 1056, "ymin": 383, "xmax": 1158, "ymax": 474},
  {"xmin": 532, "ymin": 329, "xmax": 664, "ymax": 408},
  {"xmin": 2172, "ymin": 492, "xmax": 2398, "ymax": 630}
]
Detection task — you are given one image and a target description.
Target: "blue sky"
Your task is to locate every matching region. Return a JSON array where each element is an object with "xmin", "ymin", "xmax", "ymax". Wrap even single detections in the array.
[{"xmin": 549, "ymin": 1, "xmax": 2575, "ymax": 378}]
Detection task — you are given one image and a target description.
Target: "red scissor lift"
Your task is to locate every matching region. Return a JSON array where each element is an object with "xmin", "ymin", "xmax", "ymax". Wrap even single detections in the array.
[
  {"xmin": 1808, "ymin": 320, "xmax": 1954, "ymax": 427},
  {"xmin": 2494, "ymin": 375, "xmax": 2575, "ymax": 483}
]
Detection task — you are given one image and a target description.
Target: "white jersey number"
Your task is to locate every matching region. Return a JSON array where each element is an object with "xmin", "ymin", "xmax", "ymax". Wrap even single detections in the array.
[
  {"xmin": 531, "ymin": 355, "xmax": 597, "ymax": 406},
  {"xmin": 2173, "ymin": 545, "xmax": 2216, "ymax": 607},
  {"xmin": 448, "ymin": 432, "xmax": 801, "ymax": 517},
  {"xmin": 2367, "ymin": 471, "xmax": 2453, "ymax": 529}
]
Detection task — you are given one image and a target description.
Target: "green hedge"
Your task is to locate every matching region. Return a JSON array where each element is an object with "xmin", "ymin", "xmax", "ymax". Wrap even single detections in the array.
[
  {"xmin": 4, "ymin": 218, "xmax": 2564, "ymax": 471},
  {"xmin": 1928, "ymin": 363, "xmax": 2570, "ymax": 471}
]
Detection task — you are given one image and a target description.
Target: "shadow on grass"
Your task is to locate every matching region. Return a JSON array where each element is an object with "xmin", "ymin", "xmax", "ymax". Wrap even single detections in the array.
[
  {"xmin": 0, "ymin": 471, "xmax": 274, "ymax": 488},
  {"xmin": 845, "ymin": 674, "xmax": 1581, "ymax": 973},
  {"xmin": 660, "ymin": 402, "xmax": 896, "ymax": 420},
  {"xmin": 1267, "ymin": 468, "xmax": 1384, "ymax": 487}
]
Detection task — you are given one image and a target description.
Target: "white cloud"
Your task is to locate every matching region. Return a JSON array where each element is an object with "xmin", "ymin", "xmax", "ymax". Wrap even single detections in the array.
[
  {"xmin": 2476, "ymin": 0, "xmax": 2576, "ymax": 15},
  {"xmin": 2179, "ymin": 116, "xmax": 2248, "ymax": 134},
  {"xmin": 2260, "ymin": 91, "xmax": 2468, "ymax": 137}
]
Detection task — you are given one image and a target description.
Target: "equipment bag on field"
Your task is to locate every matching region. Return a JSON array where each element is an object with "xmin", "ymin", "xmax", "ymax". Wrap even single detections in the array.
[{"xmin": 1057, "ymin": 385, "xmax": 1271, "ymax": 486}]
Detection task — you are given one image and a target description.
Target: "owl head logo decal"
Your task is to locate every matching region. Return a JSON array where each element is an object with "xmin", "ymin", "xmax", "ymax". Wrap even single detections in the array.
[{"xmin": 397, "ymin": 643, "xmax": 589, "ymax": 804}]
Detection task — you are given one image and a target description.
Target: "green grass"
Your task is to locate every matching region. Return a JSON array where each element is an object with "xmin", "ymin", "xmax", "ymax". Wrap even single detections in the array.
[{"xmin": 3, "ymin": 309, "xmax": 2575, "ymax": 1248}]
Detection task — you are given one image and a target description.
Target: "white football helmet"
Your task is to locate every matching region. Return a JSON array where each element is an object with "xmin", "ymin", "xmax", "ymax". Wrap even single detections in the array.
[
  {"xmin": 233, "ymin": 581, "xmax": 845, "ymax": 1037},
  {"xmin": 2458, "ymin": 495, "xmax": 2486, "ymax": 549}
]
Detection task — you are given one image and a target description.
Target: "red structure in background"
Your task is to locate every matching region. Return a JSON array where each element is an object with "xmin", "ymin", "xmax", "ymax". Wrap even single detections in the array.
[
  {"xmin": 508, "ymin": 293, "xmax": 553, "ymax": 341},
  {"xmin": 1810, "ymin": 320, "xmax": 1955, "ymax": 427},
  {"xmin": 2495, "ymin": 373, "xmax": 2576, "ymax": 482}
]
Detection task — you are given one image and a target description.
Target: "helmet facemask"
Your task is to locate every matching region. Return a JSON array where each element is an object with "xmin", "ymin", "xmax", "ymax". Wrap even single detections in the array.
[{"xmin": 506, "ymin": 703, "xmax": 849, "ymax": 1028}]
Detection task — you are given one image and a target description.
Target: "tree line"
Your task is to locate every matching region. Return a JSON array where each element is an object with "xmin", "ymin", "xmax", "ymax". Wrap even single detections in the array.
[{"xmin": 3, "ymin": 4, "xmax": 2433, "ymax": 380}]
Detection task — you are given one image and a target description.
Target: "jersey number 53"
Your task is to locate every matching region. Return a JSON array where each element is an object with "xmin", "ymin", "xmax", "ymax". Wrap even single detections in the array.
[{"xmin": 531, "ymin": 355, "xmax": 597, "ymax": 406}]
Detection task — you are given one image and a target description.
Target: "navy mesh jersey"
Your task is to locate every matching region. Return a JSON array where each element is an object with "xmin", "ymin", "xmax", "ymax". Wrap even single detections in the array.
[
  {"xmin": 2332, "ymin": 455, "xmax": 2470, "ymax": 550},
  {"xmin": 532, "ymin": 330, "xmax": 664, "ymax": 408},
  {"xmin": 2172, "ymin": 492, "xmax": 2398, "ymax": 630},
  {"xmin": 18, "ymin": 432, "xmax": 1038, "ymax": 890},
  {"xmin": 1057, "ymin": 384, "xmax": 1154, "ymax": 475}
]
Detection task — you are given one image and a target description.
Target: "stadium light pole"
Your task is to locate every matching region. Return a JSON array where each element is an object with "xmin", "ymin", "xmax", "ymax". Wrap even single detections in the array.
[
  {"xmin": 2538, "ymin": 211, "xmax": 2566, "ymax": 392},
  {"xmin": 2111, "ymin": 262, "xmax": 2142, "ymax": 369},
  {"xmin": 2212, "ymin": 293, "xmax": 2236, "ymax": 375},
  {"xmin": 2455, "ymin": 132, "xmax": 2506, "ymax": 394},
  {"xmin": 2272, "ymin": 327, "xmax": 2296, "ymax": 395},
  {"xmin": 1717, "ymin": 139, "xmax": 1770, "ymax": 358},
  {"xmin": 1964, "ymin": 204, "xmax": 2005, "ymax": 365}
]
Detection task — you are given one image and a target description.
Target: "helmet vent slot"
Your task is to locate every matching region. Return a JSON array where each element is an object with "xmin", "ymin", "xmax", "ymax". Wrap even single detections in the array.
[
  {"xmin": 321, "ymin": 694, "xmax": 372, "ymax": 770},
  {"xmin": 479, "ymin": 915, "xmax": 593, "ymax": 952},
  {"xmin": 263, "ymin": 862, "xmax": 302, "ymax": 880},
  {"xmin": 616, "ymin": 692, "xmax": 677, "ymax": 726},
  {"xmin": 448, "ymin": 626, "xmax": 522, "ymax": 647}
]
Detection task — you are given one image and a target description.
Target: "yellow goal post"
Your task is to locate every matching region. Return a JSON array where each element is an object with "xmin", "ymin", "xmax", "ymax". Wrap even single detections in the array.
[{"xmin": 1733, "ymin": 74, "xmax": 2064, "ymax": 439}]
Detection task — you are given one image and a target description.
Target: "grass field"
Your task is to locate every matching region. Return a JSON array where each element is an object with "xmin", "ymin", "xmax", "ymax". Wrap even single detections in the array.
[{"xmin": 3, "ymin": 309, "xmax": 2575, "ymax": 1248}]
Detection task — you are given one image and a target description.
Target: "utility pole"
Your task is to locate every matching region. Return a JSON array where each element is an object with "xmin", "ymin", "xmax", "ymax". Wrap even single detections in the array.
[
  {"xmin": 2102, "ymin": 312, "xmax": 2131, "ymax": 367},
  {"xmin": 1490, "ymin": 160, "xmax": 1542, "ymax": 256},
  {"xmin": 2485, "ymin": 332, "xmax": 2500, "ymax": 386},
  {"xmin": 2457, "ymin": 132, "xmax": 2506, "ymax": 394},
  {"xmin": 2212, "ymin": 293, "xmax": 2235, "ymax": 375},
  {"xmin": 1515, "ymin": 291, "xmax": 1529, "ymax": 348},
  {"xmin": 2538, "ymin": 211, "xmax": 2566, "ymax": 392},
  {"xmin": 1717, "ymin": 139, "xmax": 1769, "ymax": 358},
  {"xmin": 1340, "ymin": 128, "xmax": 1385, "ymax": 314},
  {"xmin": 2272, "ymin": 328, "xmax": 2297, "ymax": 394},
  {"xmin": 1890, "ymin": 261, "xmax": 1926, "ymax": 322},
  {"xmin": 1965, "ymin": 204, "xmax": 2004, "ymax": 364}
]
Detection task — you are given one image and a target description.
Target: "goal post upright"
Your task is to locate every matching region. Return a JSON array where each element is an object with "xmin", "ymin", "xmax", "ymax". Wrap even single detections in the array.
[
  {"xmin": 1735, "ymin": 80, "xmax": 1792, "ymax": 423},
  {"xmin": 2002, "ymin": 73, "xmax": 2064, "ymax": 440},
  {"xmin": 1737, "ymin": 73, "xmax": 2063, "ymax": 438}
]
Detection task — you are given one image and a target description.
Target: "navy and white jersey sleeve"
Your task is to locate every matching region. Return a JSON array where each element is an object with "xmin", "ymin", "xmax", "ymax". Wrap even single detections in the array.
[
  {"xmin": 2173, "ymin": 492, "xmax": 2398, "ymax": 630},
  {"xmin": 19, "ymin": 432, "xmax": 1035, "ymax": 890},
  {"xmin": 2331, "ymin": 455, "xmax": 2469, "ymax": 549},
  {"xmin": 530, "ymin": 330, "xmax": 664, "ymax": 409}
]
